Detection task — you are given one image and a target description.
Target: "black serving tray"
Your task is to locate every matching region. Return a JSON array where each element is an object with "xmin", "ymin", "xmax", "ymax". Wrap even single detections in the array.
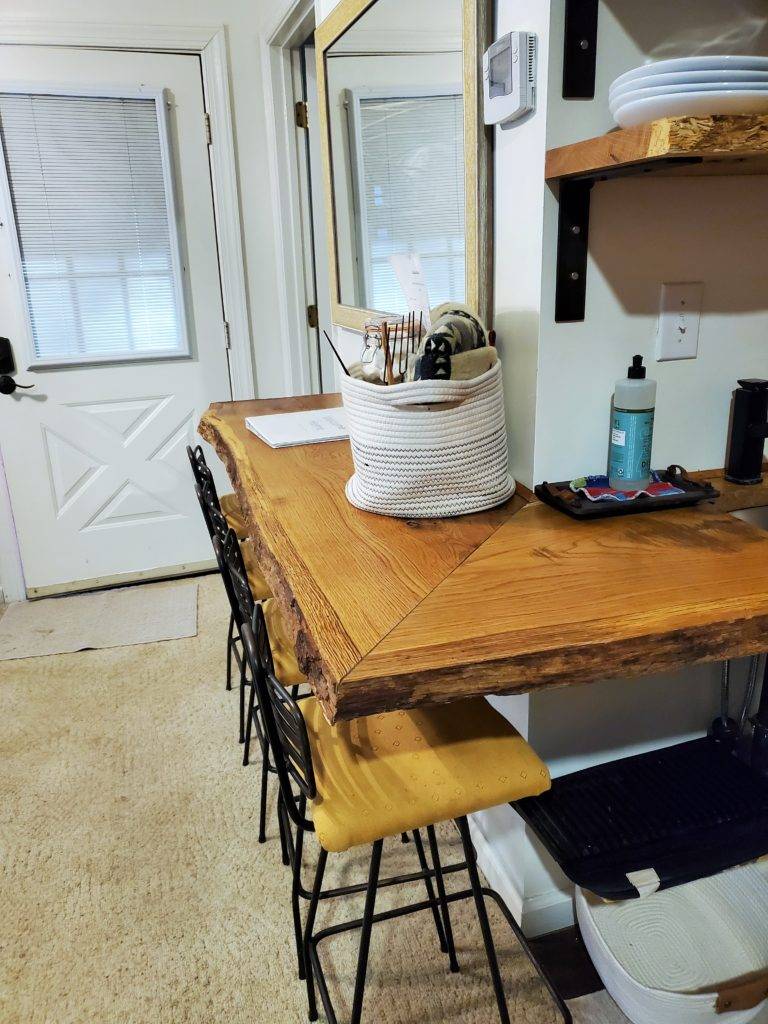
[
  {"xmin": 514, "ymin": 737, "xmax": 768, "ymax": 901},
  {"xmin": 534, "ymin": 464, "xmax": 719, "ymax": 520}
]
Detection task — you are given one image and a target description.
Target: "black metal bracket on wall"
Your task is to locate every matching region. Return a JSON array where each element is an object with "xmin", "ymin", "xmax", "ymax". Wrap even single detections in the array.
[
  {"xmin": 554, "ymin": 179, "xmax": 593, "ymax": 323},
  {"xmin": 563, "ymin": 0, "xmax": 599, "ymax": 99},
  {"xmin": 553, "ymin": 157, "xmax": 703, "ymax": 322}
]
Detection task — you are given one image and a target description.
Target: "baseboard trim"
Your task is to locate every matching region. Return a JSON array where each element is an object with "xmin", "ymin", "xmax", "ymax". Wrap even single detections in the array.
[
  {"xmin": 468, "ymin": 814, "xmax": 524, "ymax": 923},
  {"xmin": 470, "ymin": 814, "xmax": 575, "ymax": 938}
]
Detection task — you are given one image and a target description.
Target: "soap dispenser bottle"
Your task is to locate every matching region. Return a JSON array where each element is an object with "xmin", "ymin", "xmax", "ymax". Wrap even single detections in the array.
[{"xmin": 608, "ymin": 355, "xmax": 657, "ymax": 491}]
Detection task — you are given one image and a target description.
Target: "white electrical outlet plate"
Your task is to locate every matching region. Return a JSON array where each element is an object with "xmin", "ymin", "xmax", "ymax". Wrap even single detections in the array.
[{"xmin": 656, "ymin": 282, "xmax": 703, "ymax": 361}]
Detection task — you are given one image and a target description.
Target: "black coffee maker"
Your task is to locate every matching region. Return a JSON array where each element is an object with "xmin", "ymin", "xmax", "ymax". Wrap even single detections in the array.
[{"xmin": 724, "ymin": 379, "xmax": 768, "ymax": 485}]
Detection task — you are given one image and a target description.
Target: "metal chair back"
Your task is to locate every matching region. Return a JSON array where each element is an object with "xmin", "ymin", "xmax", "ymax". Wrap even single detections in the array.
[
  {"xmin": 218, "ymin": 526, "xmax": 256, "ymax": 628},
  {"xmin": 241, "ymin": 608, "xmax": 316, "ymax": 831}
]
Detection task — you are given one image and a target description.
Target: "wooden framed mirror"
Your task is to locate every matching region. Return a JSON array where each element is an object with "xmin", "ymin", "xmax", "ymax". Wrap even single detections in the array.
[{"xmin": 315, "ymin": 0, "xmax": 492, "ymax": 332}]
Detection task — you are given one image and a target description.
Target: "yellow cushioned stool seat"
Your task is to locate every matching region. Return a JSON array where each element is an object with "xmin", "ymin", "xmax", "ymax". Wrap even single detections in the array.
[
  {"xmin": 241, "ymin": 540, "xmax": 272, "ymax": 602},
  {"xmin": 263, "ymin": 597, "xmax": 306, "ymax": 687},
  {"xmin": 301, "ymin": 698, "xmax": 550, "ymax": 853},
  {"xmin": 220, "ymin": 493, "xmax": 248, "ymax": 540}
]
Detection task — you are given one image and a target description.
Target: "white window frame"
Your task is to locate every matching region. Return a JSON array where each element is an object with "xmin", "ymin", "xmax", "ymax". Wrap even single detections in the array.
[
  {"xmin": 345, "ymin": 84, "xmax": 463, "ymax": 311},
  {"xmin": 0, "ymin": 82, "xmax": 190, "ymax": 368}
]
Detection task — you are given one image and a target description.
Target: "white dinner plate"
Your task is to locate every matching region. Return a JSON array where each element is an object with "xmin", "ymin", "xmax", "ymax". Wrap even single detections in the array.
[
  {"xmin": 611, "ymin": 56, "xmax": 768, "ymax": 94},
  {"xmin": 614, "ymin": 89, "xmax": 768, "ymax": 128},
  {"xmin": 611, "ymin": 69, "xmax": 768, "ymax": 102},
  {"xmin": 610, "ymin": 80, "xmax": 768, "ymax": 116}
]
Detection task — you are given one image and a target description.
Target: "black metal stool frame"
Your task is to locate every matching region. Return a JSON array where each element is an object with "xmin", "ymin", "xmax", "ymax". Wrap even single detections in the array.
[
  {"xmin": 212, "ymin": 530, "xmax": 279, "ymax": 845},
  {"xmin": 215, "ymin": 528, "xmax": 440, "ymax": 904},
  {"xmin": 241, "ymin": 610, "xmax": 572, "ymax": 1024},
  {"xmin": 187, "ymin": 444, "xmax": 244, "ymax": 700}
]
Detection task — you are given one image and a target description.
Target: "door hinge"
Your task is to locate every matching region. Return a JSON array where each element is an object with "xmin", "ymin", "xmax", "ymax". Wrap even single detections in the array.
[
  {"xmin": 307, "ymin": 304, "xmax": 319, "ymax": 329},
  {"xmin": 295, "ymin": 101, "xmax": 309, "ymax": 129},
  {"xmin": 204, "ymin": 112, "xmax": 212, "ymax": 145},
  {"xmin": 223, "ymin": 321, "xmax": 231, "ymax": 349}
]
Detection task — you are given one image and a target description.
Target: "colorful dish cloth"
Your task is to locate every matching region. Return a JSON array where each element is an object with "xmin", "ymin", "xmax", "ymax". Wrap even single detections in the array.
[{"xmin": 570, "ymin": 471, "xmax": 686, "ymax": 502}]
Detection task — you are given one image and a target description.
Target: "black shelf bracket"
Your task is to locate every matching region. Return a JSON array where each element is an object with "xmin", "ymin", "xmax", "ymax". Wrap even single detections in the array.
[
  {"xmin": 563, "ymin": 0, "xmax": 599, "ymax": 99},
  {"xmin": 554, "ymin": 178, "xmax": 593, "ymax": 323},
  {"xmin": 552, "ymin": 157, "xmax": 703, "ymax": 323}
]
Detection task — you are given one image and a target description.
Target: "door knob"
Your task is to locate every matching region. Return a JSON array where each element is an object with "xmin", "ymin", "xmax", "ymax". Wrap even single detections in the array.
[{"xmin": 0, "ymin": 375, "xmax": 34, "ymax": 395}]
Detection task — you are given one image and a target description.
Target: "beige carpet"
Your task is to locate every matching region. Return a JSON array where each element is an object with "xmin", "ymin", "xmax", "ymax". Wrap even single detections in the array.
[
  {"xmin": 0, "ymin": 581, "xmax": 198, "ymax": 660},
  {"xmin": 0, "ymin": 575, "xmax": 618, "ymax": 1024}
]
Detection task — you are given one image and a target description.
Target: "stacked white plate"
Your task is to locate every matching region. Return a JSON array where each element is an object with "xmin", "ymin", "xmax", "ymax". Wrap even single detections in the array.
[{"xmin": 610, "ymin": 55, "xmax": 768, "ymax": 128}]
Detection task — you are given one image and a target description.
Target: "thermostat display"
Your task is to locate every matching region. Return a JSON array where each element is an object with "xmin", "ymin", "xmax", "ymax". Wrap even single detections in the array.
[{"xmin": 483, "ymin": 31, "xmax": 536, "ymax": 128}]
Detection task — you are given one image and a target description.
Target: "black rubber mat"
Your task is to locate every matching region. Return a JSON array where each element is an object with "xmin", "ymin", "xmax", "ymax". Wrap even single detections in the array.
[{"xmin": 514, "ymin": 737, "xmax": 768, "ymax": 900}]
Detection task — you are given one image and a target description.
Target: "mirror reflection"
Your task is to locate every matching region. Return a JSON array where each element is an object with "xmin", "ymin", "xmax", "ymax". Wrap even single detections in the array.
[{"xmin": 326, "ymin": 0, "xmax": 465, "ymax": 314}]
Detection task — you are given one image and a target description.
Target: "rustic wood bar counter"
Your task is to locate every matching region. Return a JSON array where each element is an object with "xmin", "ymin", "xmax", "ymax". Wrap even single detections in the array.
[{"xmin": 200, "ymin": 396, "xmax": 768, "ymax": 723}]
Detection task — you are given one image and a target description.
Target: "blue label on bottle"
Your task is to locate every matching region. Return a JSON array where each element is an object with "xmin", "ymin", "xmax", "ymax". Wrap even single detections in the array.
[{"xmin": 609, "ymin": 408, "xmax": 654, "ymax": 484}]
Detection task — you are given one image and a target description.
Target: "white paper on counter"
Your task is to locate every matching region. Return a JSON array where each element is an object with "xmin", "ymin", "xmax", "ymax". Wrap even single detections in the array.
[{"xmin": 245, "ymin": 408, "xmax": 348, "ymax": 448}]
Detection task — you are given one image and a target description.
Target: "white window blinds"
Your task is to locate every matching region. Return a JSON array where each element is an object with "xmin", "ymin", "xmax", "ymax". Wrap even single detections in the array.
[
  {"xmin": 0, "ymin": 92, "xmax": 187, "ymax": 364},
  {"xmin": 354, "ymin": 92, "xmax": 465, "ymax": 314}
]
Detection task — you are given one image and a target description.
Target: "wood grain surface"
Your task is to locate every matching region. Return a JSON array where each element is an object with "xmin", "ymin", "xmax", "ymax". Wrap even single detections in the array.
[
  {"xmin": 343, "ymin": 501, "xmax": 768, "ymax": 716},
  {"xmin": 199, "ymin": 396, "xmax": 522, "ymax": 718},
  {"xmin": 545, "ymin": 115, "xmax": 768, "ymax": 181},
  {"xmin": 201, "ymin": 397, "xmax": 768, "ymax": 722}
]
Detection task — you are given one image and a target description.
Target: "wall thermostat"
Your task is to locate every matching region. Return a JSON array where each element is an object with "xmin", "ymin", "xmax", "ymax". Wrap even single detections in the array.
[{"xmin": 483, "ymin": 31, "xmax": 536, "ymax": 129}]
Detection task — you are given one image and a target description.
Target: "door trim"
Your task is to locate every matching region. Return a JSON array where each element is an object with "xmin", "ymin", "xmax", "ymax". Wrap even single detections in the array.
[
  {"xmin": 261, "ymin": 0, "xmax": 318, "ymax": 396},
  {"xmin": 0, "ymin": 21, "xmax": 253, "ymax": 602}
]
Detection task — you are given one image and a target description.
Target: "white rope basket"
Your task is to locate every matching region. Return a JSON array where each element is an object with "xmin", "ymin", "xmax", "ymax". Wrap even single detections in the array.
[{"xmin": 341, "ymin": 359, "xmax": 515, "ymax": 519}]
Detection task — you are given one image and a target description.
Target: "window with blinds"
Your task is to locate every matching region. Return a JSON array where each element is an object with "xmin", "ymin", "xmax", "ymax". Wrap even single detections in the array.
[
  {"xmin": 0, "ymin": 91, "xmax": 187, "ymax": 365},
  {"xmin": 351, "ymin": 90, "xmax": 465, "ymax": 314}
]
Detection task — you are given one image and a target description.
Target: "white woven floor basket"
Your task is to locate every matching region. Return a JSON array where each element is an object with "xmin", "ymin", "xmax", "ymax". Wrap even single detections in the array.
[
  {"xmin": 341, "ymin": 359, "xmax": 515, "ymax": 519},
  {"xmin": 576, "ymin": 860, "xmax": 768, "ymax": 1024}
]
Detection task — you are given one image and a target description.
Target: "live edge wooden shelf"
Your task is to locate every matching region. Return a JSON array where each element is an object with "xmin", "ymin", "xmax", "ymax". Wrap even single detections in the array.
[
  {"xmin": 547, "ymin": 115, "xmax": 768, "ymax": 322},
  {"xmin": 201, "ymin": 395, "xmax": 768, "ymax": 724},
  {"xmin": 546, "ymin": 114, "xmax": 768, "ymax": 182}
]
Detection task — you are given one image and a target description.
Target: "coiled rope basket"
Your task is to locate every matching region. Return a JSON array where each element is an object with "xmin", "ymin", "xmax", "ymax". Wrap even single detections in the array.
[{"xmin": 341, "ymin": 359, "xmax": 516, "ymax": 519}]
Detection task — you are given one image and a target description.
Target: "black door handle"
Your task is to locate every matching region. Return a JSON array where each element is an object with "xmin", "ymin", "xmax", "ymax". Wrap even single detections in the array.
[{"xmin": 0, "ymin": 375, "xmax": 34, "ymax": 395}]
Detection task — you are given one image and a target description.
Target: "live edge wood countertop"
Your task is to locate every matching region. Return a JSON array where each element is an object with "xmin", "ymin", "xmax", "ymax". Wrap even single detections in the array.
[{"xmin": 200, "ymin": 395, "xmax": 768, "ymax": 723}]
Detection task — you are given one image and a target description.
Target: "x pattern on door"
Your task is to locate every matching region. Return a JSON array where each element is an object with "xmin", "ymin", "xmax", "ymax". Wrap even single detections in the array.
[{"xmin": 42, "ymin": 395, "xmax": 196, "ymax": 533}]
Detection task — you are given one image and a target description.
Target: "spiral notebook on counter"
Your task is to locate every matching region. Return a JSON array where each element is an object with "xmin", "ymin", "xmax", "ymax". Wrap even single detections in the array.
[{"xmin": 245, "ymin": 408, "xmax": 348, "ymax": 448}]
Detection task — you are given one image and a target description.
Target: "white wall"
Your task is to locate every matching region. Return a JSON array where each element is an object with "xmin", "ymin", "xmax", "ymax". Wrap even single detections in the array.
[
  {"xmin": 535, "ymin": 0, "xmax": 768, "ymax": 484},
  {"xmin": 331, "ymin": 0, "xmax": 461, "ymax": 52}
]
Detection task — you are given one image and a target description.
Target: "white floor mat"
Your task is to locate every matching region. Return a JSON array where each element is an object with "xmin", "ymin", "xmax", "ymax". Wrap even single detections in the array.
[{"xmin": 0, "ymin": 581, "xmax": 198, "ymax": 660}]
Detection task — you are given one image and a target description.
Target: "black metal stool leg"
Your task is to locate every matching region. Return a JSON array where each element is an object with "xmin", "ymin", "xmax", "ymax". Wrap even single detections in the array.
[
  {"xmin": 427, "ymin": 825, "xmax": 460, "ymax": 973},
  {"xmin": 411, "ymin": 829, "xmax": 448, "ymax": 954},
  {"xmin": 292, "ymin": 802, "xmax": 308, "ymax": 979},
  {"xmin": 226, "ymin": 611, "xmax": 234, "ymax": 691},
  {"xmin": 242, "ymin": 679, "xmax": 257, "ymax": 766},
  {"xmin": 304, "ymin": 847, "xmax": 328, "ymax": 1022},
  {"xmin": 350, "ymin": 839, "xmax": 383, "ymax": 1024},
  {"xmin": 456, "ymin": 816, "xmax": 511, "ymax": 1024},
  {"xmin": 238, "ymin": 654, "xmax": 246, "ymax": 744},
  {"xmin": 258, "ymin": 743, "xmax": 270, "ymax": 844}
]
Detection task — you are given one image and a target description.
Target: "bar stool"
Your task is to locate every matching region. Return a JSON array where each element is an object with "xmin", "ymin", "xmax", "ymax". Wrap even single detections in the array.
[
  {"xmin": 213, "ymin": 529, "xmax": 306, "ymax": 844},
  {"xmin": 186, "ymin": 444, "xmax": 272, "ymax": 693},
  {"xmin": 241, "ymin": 607, "xmax": 572, "ymax": 1024},
  {"xmin": 187, "ymin": 444, "xmax": 248, "ymax": 539},
  {"xmin": 218, "ymin": 528, "xmax": 424, "ymax": 891}
]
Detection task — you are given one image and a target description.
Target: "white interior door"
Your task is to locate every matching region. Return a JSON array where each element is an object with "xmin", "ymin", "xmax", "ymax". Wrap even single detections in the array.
[{"xmin": 0, "ymin": 46, "xmax": 232, "ymax": 596}]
